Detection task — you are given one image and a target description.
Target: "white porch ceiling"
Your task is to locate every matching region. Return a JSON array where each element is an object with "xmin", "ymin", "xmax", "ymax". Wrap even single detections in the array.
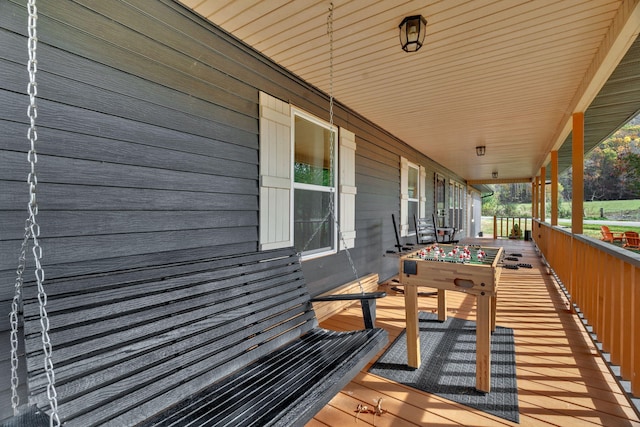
[{"xmin": 178, "ymin": 0, "xmax": 640, "ymax": 183}]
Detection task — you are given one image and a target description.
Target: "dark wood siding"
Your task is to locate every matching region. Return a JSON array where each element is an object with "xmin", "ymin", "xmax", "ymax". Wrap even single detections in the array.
[
  {"xmin": 0, "ymin": 0, "xmax": 466, "ymax": 420},
  {"xmin": 1, "ymin": 0, "xmax": 263, "ymax": 288}
]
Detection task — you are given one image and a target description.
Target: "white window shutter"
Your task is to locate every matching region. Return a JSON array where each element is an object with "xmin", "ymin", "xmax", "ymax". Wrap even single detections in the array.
[
  {"xmin": 419, "ymin": 165, "xmax": 427, "ymax": 218},
  {"xmin": 259, "ymin": 92, "xmax": 292, "ymax": 250},
  {"xmin": 339, "ymin": 129, "xmax": 357, "ymax": 250},
  {"xmin": 400, "ymin": 156, "xmax": 409, "ymax": 237}
]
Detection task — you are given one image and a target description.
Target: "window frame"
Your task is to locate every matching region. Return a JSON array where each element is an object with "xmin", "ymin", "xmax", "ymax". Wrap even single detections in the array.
[
  {"xmin": 435, "ymin": 173, "xmax": 446, "ymax": 227},
  {"xmin": 448, "ymin": 180, "xmax": 464, "ymax": 231},
  {"xmin": 291, "ymin": 107, "xmax": 339, "ymax": 261},
  {"xmin": 407, "ymin": 161, "xmax": 420, "ymax": 236}
]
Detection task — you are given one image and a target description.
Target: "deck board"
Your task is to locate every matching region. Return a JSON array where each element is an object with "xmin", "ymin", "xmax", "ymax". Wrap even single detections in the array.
[{"xmin": 311, "ymin": 239, "xmax": 640, "ymax": 427}]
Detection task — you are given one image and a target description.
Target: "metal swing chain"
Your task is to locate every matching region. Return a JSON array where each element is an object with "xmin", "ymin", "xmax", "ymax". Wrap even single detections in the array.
[
  {"xmin": 9, "ymin": 1, "xmax": 61, "ymax": 425},
  {"xmin": 299, "ymin": 3, "xmax": 338, "ymax": 256},
  {"xmin": 10, "ymin": 223, "xmax": 30, "ymax": 414},
  {"xmin": 291, "ymin": 3, "xmax": 363, "ymax": 294},
  {"xmin": 322, "ymin": 2, "xmax": 363, "ymax": 293},
  {"xmin": 8, "ymin": 9, "xmax": 37, "ymax": 418}
]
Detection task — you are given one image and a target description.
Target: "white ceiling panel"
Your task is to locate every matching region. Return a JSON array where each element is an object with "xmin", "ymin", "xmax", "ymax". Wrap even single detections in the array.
[{"xmin": 179, "ymin": 0, "xmax": 640, "ymax": 182}]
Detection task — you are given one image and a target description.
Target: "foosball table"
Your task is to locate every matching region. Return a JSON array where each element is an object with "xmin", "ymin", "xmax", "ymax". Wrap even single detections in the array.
[{"xmin": 399, "ymin": 244, "xmax": 504, "ymax": 393}]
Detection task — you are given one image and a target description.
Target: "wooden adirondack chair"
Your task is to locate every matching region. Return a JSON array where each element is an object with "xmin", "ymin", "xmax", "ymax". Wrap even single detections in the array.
[
  {"xmin": 623, "ymin": 231, "xmax": 640, "ymax": 249},
  {"xmin": 600, "ymin": 225, "xmax": 624, "ymax": 243}
]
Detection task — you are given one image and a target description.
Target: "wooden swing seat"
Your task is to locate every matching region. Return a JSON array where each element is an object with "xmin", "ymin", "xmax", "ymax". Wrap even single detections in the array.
[{"xmin": 3, "ymin": 247, "xmax": 387, "ymax": 427}]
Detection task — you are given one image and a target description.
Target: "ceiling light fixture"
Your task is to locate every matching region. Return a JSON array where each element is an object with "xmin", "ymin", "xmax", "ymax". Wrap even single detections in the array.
[
  {"xmin": 492, "ymin": 171, "xmax": 499, "ymax": 179},
  {"xmin": 399, "ymin": 15, "xmax": 427, "ymax": 52},
  {"xmin": 476, "ymin": 146, "xmax": 486, "ymax": 156}
]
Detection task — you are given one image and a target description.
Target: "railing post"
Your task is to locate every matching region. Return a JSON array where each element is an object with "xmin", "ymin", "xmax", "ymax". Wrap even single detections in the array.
[
  {"xmin": 540, "ymin": 223, "xmax": 640, "ymax": 399},
  {"xmin": 540, "ymin": 167, "xmax": 546, "ymax": 223},
  {"xmin": 551, "ymin": 151, "xmax": 558, "ymax": 226},
  {"xmin": 572, "ymin": 112, "xmax": 584, "ymax": 234}
]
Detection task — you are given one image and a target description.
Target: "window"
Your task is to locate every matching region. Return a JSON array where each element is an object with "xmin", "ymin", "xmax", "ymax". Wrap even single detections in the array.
[
  {"xmin": 259, "ymin": 92, "xmax": 356, "ymax": 257},
  {"xmin": 407, "ymin": 163, "xmax": 419, "ymax": 234},
  {"xmin": 293, "ymin": 111, "xmax": 337, "ymax": 258},
  {"xmin": 401, "ymin": 158, "xmax": 425, "ymax": 236},
  {"xmin": 435, "ymin": 174, "xmax": 446, "ymax": 227},
  {"xmin": 449, "ymin": 181, "xmax": 464, "ymax": 230}
]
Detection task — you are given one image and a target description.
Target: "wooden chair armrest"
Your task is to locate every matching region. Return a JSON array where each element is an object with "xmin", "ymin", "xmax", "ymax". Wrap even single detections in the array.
[
  {"xmin": 311, "ymin": 291, "xmax": 386, "ymax": 302},
  {"xmin": 311, "ymin": 292, "xmax": 386, "ymax": 329}
]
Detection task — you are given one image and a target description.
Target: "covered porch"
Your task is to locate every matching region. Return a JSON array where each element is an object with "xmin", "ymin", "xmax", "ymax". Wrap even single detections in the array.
[
  {"xmin": 314, "ymin": 238, "xmax": 640, "ymax": 426},
  {"xmin": 2, "ymin": 0, "xmax": 640, "ymax": 424}
]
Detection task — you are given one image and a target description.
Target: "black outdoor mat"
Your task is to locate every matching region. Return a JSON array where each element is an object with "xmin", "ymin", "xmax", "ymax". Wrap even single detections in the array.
[{"xmin": 369, "ymin": 312, "xmax": 519, "ymax": 423}]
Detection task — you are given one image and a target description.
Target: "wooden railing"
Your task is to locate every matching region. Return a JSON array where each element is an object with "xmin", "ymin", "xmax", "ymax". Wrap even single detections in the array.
[
  {"xmin": 533, "ymin": 220, "xmax": 640, "ymax": 397},
  {"xmin": 492, "ymin": 216, "xmax": 533, "ymax": 239}
]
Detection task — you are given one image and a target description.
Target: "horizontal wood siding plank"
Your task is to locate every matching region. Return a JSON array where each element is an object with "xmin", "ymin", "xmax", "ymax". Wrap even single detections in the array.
[
  {"xmin": 0, "ymin": 125, "xmax": 257, "ymax": 186},
  {"xmin": 1, "ymin": 153, "xmax": 257, "ymax": 192},
  {"xmin": 1, "ymin": 182, "xmax": 257, "ymax": 211},
  {"xmin": 0, "ymin": 72, "xmax": 256, "ymax": 155},
  {"xmin": 0, "ymin": 82, "xmax": 256, "ymax": 155},
  {"xmin": 1, "ymin": 61, "xmax": 256, "ymax": 147},
  {"xmin": 0, "ymin": 114, "xmax": 255, "ymax": 169},
  {"xmin": 0, "ymin": 227, "xmax": 257, "ymax": 271},
  {"xmin": 0, "ymin": 1, "xmax": 257, "ymax": 132},
  {"xmin": 0, "ymin": 120, "xmax": 257, "ymax": 172},
  {"xmin": 357, "ymin": 155, "xmax": 400, "ymax": 180},
  {"xmin": 3, "ymin": 210, "xmax": 257, "ymax": 240}
]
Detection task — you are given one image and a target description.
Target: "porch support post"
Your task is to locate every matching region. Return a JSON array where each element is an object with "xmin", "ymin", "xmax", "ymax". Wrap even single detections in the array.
[
  {"xmin": 572, "ymin": 112, "xmax": 584, "ymax": 234},
  {"xmin": 540, "ymin": 167, "xmax": 546, "ymax": 223},
  {"xmin": 531, "ymin": 180, "xmax": 536, "ymax": 219},
  {"xmin": 533, "ymin": 176, "xmax": 540, "ymax": 219},
  {"xmin": 551, "ymin": 151, "xmax": 559, "ymax": 226}
]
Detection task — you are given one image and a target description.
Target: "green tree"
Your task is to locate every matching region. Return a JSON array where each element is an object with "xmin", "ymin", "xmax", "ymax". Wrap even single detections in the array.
[
  {"xmin": 619, "ymin": 150, "xmax": 640, "ymax": 198},
  {"xmin": 559, "ymin": 117, "xmax": 640, "ymax": 201},
  {"xmin": 482, "ymin": 190, "xmax": 498, "ymax": 216}
]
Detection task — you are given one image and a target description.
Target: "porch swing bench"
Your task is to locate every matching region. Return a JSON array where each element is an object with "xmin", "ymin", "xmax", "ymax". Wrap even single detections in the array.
[{"xmin": 6, "ymin": 247, "xmax": 387, "ymax": 427}]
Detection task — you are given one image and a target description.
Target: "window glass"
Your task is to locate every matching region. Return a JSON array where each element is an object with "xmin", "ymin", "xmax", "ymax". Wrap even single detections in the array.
[
  {"xmin": 408, "ymin": 166, "xmax": 418, "ymax": 199},
  {"xmin": 293, "ymin": 112, "xmax": 337, "ymax": 258},
  {"xmin": 447, "ymin": 181, "xmax": 465, "ymax": 230},
  {"xmin": 457, "ymin": 183, "xmax": 465, "ymax": 229},
  {"xmin": 408, "ymin": 201, "xmax": 418, "ymax": 233},
  {"xmin": 408, "ymin": 163, "xmax": 419, "ymax": 234},
  {"xmin": 294, "ymin": 189, "xmax": 334, "ymax": 255},
  {"xmin": 435, "ymin": 174, "xmax": 445, "ymax": 227},
  {"xmin": 449, "ymin": 181, "xmax": 454, "ymax": 228},
  {"xmin": 294, "ymin": 116, "xmax": 334, "ymax": 187}
]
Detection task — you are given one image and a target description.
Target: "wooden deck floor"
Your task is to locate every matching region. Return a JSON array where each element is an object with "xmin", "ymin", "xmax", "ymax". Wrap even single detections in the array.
[{"xmin": 309, "ymin": 239, "xmax": 640, "ymax": 427}]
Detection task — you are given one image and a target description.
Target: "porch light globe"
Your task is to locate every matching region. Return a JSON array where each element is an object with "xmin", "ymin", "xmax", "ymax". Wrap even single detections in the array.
[{"xmin": 399, "ymin": 15, "xmax": 427, "ymax": 52}]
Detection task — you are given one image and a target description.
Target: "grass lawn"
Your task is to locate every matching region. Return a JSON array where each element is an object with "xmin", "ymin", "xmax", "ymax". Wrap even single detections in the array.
[
  {"xmin": 554, "ymin": 221, "xmax": 640, "ymax": 238},
  {"xmin": 511, "ymin": 199, "xmax": 640, "ymax": 220},
  {"xmin": 580, "ymin": 199, "xmax": 640, "ymax": 218},
  {"xmin": 608, "ymin": 240, "xmax": 640, "ymax": 254},
  {"xmin": 481, "ymin": 199, "xmax": 640, "ymax": 253},
  {"xmin": 480, "ymin": 217, "xmax": 640, "ymax": 242}
]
